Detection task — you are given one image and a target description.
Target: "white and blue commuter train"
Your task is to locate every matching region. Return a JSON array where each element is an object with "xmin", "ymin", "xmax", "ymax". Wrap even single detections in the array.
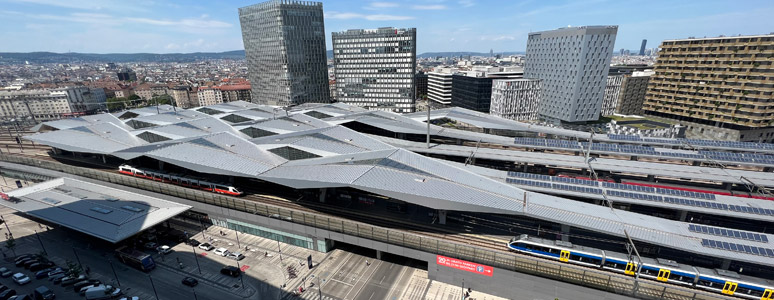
[{"xmin": 507, "ymin": 235, "xmax": 774, "ymax": 300}]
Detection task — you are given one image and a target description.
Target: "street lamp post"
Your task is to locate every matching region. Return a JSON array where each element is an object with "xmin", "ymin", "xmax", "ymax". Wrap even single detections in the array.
[
  {"xmin": 277, "ymin": 240, "xmax": 283, "ymax": 262},
  {"xmin": 72, "ymin": 247, "xmax": 83, "ymax": 270},
  {"xmin": 33, "ymin": 230, "xmax": 47, "ymax": 256},
  {"xmin": 191, "ymin": 244, "xmax": 202, "ymax": 274},
  {"xmin": 108, "ymin": 260, "xmax": 121, "ymax": 287},
  {"xmin": 148, "ymin": 275, "xmax": 160, "ymax": 300},
  {"xmin": 196, "ymin": 215, "xmax": 206, "ymax": 240}
]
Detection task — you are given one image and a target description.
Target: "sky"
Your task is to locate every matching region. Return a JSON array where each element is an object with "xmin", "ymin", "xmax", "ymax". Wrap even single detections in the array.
[{"xmin": 1, "ymin": 0, "xmax": 773, "ymax": 54}]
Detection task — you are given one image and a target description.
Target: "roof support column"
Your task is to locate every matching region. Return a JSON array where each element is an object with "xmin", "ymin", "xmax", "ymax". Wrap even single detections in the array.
[
  {"xmin": 376, "ymin": 250, "xmax": 382, "ymax": 260},
  {"xmin": 721, "ymin": 259, "xmax": 731, "ymax": 270},
  {"xmin": 438, "ymin": 210, "xmax": 447, "ymax": 225},
  {"xmin": 319, "ymin": 188, "xmax": 327, "ymax": 203},
  {"xmin": 722, "ymin": 182, "xmax": 732, "ymax": 191},
  {"xmin": 158, "ymin": 161, "xmax": 165, "ymax": 171},
  {"xmin": 630, "ymin": 156, "xmax": 638, "ymax": 161},
  {"xmin": 647, "ymin": 174, "xmax": 655, "ymax": 182},
  {"xmin": 692, "ymin": 160, "xmax": 701, "ymax": 166},
  {"xmin": 560, "ymin": 224, "xmax": 570, "ymax": 242},
  {"xmin": 678, "ymin": 210, "xmax": 688, "ymax": 222},
  {"xmin": 101, "ymin": 155, "xmax": 107, "ymax": 164}
]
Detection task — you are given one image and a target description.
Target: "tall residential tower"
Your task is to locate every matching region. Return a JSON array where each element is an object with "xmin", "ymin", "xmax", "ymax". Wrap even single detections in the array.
[
  {"xmin": 332, "ymin": 27, "xmax": 416, "ymax": 113},
  {"xmin": 239, "ymin": 1, "xmax": 330, "ymax": 106},
  {"xmin": 524, "ymin": 25, "xmax": 618, "ymax": 123}
]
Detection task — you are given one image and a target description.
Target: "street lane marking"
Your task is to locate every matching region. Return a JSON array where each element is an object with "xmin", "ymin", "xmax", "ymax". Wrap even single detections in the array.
[{"xmin": 329, "ymin": 278, "xmax": 354, "ymax": 286}]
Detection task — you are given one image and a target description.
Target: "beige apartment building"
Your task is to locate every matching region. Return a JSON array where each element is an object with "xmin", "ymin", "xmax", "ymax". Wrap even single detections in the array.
[{"xmin": 643, "ymin": 34, "xmax": 774, "ymax": 142}]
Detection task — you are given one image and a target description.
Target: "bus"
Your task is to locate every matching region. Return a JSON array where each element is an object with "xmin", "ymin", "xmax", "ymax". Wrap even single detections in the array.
[{"xmin": 115, "ymin": 246, "xmax": 155, "ymax": 272}]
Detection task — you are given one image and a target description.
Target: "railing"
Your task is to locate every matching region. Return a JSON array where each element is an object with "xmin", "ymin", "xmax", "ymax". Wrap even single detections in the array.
[{"xmin": 0, "ymin": 154, "xmax": 731, "ymax": 300}]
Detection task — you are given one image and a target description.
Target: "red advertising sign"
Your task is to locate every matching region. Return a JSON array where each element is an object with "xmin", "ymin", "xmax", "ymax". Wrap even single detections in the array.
[{"xmin": 436, "ymin": 255, "xmax": 493, "ymax": 277}]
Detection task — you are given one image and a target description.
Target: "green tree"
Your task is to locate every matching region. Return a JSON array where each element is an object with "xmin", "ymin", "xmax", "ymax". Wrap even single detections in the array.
[
  {"xmin": 151, "ymin": 94, "xmax": 173, "ymax": 106},
  {"xmin": 107, "ymin": 97, "xmax": 129, "ymax": 111},
  {"xmin": 128, "ymin": 94, "xmax": 141, "ymax": 101},
  {"xmin": 4, "ymin": 236, "xmax": 16, "ymax": 258},
  {"xmin": 65, "ymin": 260, "xmax": 82, "ymax": 278}
]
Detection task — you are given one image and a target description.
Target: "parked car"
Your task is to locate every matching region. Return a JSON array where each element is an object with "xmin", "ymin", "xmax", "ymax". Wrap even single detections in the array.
[
  {"xmin": 220, "ymin": 266, "xmax": 240, "ymax": 277},
  {"xmin": 186, "ymin": 239, "xmax": 200, "ymax": 247},
  {"xmin": 23, "ymin": 260, "xmax": 39, "ymax": 269},
  {"xmin": 61, "ymin": 275, "xmax": 87, "ymax": 287},
  {"xmin": 0, "ymin": 289, "xmax": 16, "ymax": 300},
  {"xmin": 49, "ymin": 274, "xmax": 66, "ymax": 283},
  {"xmin": 118, "ymin": 297, "xmax": 139, "ymax": 300},
  {"xmin": 156, "ymin": 245, "xmax": 172, "ymax": 254},
  {"xmin": 227, "ymin": 252, "xmax": 245, "ymax": 261},
  {"xmin": 74, "ymin": 280, "xmax": 101, "ymax": 292},
  {"xmin": 0, "ymin": 285, "xmax": 7, "ymax": 293},
  {"xmin": 33, "ymin": 286, "xmax": 55, "ymax": 300},
  {"xmin": 14, "ymin": 255, "xmax": 32, "ymax": 263},
  {"xmin": 0, "ymin": 268, "xmax": 12, "ymax": 278},
  {"xmin": 34, "ymin": 268, "xmax": 56, "ymax": 279},
  {"xmin": 47, "ymin": 268, "xmax": 64, "ymax": 278},
  {"xmin": 9, "ymin": 295, "xmax": 32, "ymax": 300},
  {"xmin": 15, "ymin": 258, "xmax": 33, "ymax": 268},
  {"xmin": 198, "ymin": 243, "xmax": 214, "ymax": 251},
  {"xmin": 214, "ymin": 248, "xmax": 229, "ymax": 256},
  {"xmin": 144, "ymin": 242, "xmax": 158, "ymax": 250},
  {"xmin": 181, "ymin": 277, "xmax": 198, "ymax": 287},
  {"xmin": 78, "ymin": 283, "xmax": 103, "ymax": 295},
  {"xmin": 11, "ymin": 273, "xmax": 30, "ymax": 285},
  {"xmin": 30, "ymin": 262, "xmax": 54, "ymax": 272}
]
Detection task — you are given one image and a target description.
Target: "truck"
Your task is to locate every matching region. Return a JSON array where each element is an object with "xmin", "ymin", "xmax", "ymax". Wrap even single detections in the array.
[{"xmin": 115, "ymin": 246, "xmax": 155, "ymax": 272}]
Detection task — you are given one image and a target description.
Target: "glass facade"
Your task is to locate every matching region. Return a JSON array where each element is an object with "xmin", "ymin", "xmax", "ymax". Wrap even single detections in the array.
[
  {"xmin": 239, "ymin": 1, "xmax": 330, "ymax": 106},
  {"xmin": 332, "ymin": 28, "xmax": 417, "ymax": 113},
  {"xmin": 212, "ymin": 217, "xmax": 330, "ymax": 252},
  {"xmin": 450, "ymin": 75, "xmax": 494, "ymax": 113}
]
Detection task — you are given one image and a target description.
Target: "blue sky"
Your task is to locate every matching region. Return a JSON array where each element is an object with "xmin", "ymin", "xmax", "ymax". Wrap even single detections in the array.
[{"xmin": 1, "ymin": 0, "xmax": 773, "ymax": 54}]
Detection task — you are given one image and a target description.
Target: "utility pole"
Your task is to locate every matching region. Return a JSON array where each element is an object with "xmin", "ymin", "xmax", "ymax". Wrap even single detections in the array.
[
  {"xmin": 148, "ymin": 275, "xmax": 160, "ymax": 300},
  {"xmin": 108, "ymin": 260, "xmax": 121, "ymax": 287},
  {"xmin": 191, "ymin": 245, "xmax": 202, "ymax": 274},
  {"xmin": 624, "ymin": 230, "xmax": 643, "ymax": 296},
  {"xmin": 34, "ymin": 231, "xmax": 47, "ymax": 256},
  {"xmin": 426, "ymin": 101, "xmax": 431, "ymax": 149}
]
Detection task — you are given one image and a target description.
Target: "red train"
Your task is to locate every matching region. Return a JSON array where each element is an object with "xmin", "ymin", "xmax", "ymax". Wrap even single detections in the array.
[
  {"xmin": 557, "ymin": 174, "xmax": 774, "ymax": 201},
  {"xmin": 118, "ymin": 165, "xmax": 243, "ymax": 196}
]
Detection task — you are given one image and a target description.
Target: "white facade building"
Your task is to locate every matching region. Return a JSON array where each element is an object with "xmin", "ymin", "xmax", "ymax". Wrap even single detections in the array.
[
  {"xmin": 333, "ymin": 27, "xmax": 417, "ymax": 113},
  {"xmin": 0, "ymin": 89, "xmax": 71, "ymax": 121},
  {"xmin": 428, "ymin": 68, "xmax": 456, "ymax": 105},
  {"xmin": 524, "ymin": 25, "xmax": 618, "ymax": 123},
  {"xmin": 489, "ymin": 79, "xmax": 542, "ymax": 121},
  {"xmin": 601, "ymin": 75, "xmax": 624, "ymax": 117},
  {"xmin": 197, "ymin": 87, "xmax": 223, "ymax": 106}
]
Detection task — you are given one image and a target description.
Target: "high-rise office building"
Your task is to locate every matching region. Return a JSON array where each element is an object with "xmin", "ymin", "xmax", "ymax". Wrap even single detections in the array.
[
  {"xmin": 616, "ymin": 70, "xmax": 653, "ymax": 115},
  {"xmin": 428, "ymin": 69, "xmax": 455, "ymax": 105},
  {"xmin": 415, "ymin": 72, "xmax": 428, "ymax": 99},
  {"xmin": 524, "ymin": 25, "xmax": 618, "ymax": 123},
  {"xmin": 239, "ymin": 0, "xmax": 330, "ymax": 106},
  {"xmin": 451, "ymin": 74, "xmax": 494, "ymax": 113},
  {"xmin": 490, "ymin": 79, "xmax": 542, "ymax": 121},
  {"xmin": 600, "ymin": 75, "xmax": 623, "ymax": 116},
  {"xmin": 117, "ymin": 68, "xmax": 137, "ymax": 81},
  {"xmin": 639, "ymin": 39, "xmax": 647, "ymax": 56},
  {"xmin": 643, "ymin": 34, "xmax": 774, "ymax": 142},
  {"xmin": 332, "ymin": 27, "xmax": 416, "ymax": 113}
]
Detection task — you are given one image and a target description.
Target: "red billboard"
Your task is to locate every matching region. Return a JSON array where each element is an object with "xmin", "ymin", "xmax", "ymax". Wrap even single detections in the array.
[{"xmin": 436, "ymin": 255, "xmax": 493, "ymax": 277}]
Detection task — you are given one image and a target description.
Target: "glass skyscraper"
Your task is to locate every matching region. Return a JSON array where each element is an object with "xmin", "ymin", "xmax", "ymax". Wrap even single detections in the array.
[
  {"xmin": 239, "ymin": 0, "xmax": 330, "ymax": 106},
  {"xmin": 332, "ymin": 28, "xmax": 416, "ymax": 113}
]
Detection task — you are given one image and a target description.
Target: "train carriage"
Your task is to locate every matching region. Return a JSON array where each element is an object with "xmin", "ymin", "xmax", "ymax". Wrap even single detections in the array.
[{"xmin": 118, "ymin": 165, "xmax": 243, "ymax": 196}]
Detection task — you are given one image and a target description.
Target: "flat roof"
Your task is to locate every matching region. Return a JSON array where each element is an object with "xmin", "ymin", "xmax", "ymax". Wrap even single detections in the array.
[{"xmin": 3, "ymin": 177, "xmax": 191, "ymax": 243}]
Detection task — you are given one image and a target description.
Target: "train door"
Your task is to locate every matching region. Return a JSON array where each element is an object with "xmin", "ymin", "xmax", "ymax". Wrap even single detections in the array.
[
  {"xmin": 762, "ymin": 289, "xmax": 773, "ymax": 300},
  {"xmin": 722, "ymin": 282, "xmax": 738, "ymax": 295},
  {"xmin": 559, "ymin": 250, "xmax": 570, "ymax": 262},
  {"xmin": 656, "ymin": 269, "xmax": 670, "ymax": 282},
  {"xmin": 624, "ymin": 262, "xmax": 637, "ymax": 275}
]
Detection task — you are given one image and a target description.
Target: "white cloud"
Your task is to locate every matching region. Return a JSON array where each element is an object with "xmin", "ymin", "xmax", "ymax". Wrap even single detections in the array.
[
  {"xmin": 458, "ymin": 0, "xmax": 475, "ymax": 7},
  {"xmin": 125, "ymin": 17, "xmax": 231, "ymax": 28},
  {"xmin": 480, "ymin": 35, "xmax": 516, "ymax": 41},
  {"xmin": 411, "ymin": 5, "xmax": 447, "ymax": 10},
  {"xmin": 325, "ymin": 11, "xmax": 414, "ymax": 21},
  {"xmin": 365, "ymin": 2, "xmax": 399, "ymax": 9}
]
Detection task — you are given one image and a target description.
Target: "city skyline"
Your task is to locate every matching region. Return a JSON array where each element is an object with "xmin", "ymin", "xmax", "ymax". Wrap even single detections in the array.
[{"xmin": 0, "ymin": 0, "xmax": 772, "ymax": 54}]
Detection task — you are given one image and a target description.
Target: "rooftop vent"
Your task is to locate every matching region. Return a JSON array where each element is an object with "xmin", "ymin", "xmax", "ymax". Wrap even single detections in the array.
[
  {"xmin": 90, "ymin": 207, "xmax": 112, "ymax": 214},
  {"xmin": 121, "ymin": 205, "xmax": 143, "ymax": 213}
]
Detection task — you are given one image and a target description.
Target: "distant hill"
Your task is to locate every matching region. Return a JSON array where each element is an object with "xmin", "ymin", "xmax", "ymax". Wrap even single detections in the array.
[
  {"xmin": 418, "ymin": 51, "xmax": 524, "ymax": 58},
  {"xmin": 0, "ymin": 50, "xmax": 246, "ymax": 64}
]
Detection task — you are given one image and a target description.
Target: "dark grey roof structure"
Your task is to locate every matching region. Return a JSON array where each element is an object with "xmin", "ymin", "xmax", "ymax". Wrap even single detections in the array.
[
  {"xmin": 3, "ymin": 177, "xmax": 191, "ymax": 243},
  {"xmin": 24, "ymin": 101, "xmax": 774, "ymax": 266}
]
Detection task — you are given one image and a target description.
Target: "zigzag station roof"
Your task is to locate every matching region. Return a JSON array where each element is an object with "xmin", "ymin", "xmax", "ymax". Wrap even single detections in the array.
[{"xmin": 25, "ymin": 101, "xmax": 774, "ymax": 267}]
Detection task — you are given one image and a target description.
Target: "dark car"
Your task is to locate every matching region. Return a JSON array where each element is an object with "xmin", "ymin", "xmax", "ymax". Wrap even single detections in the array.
[
  {"xmin": 61, "ymin": 275, "xmax": 86, "ymax": 287},
  {"xmin": 220, "ymin": 266, "xmax": 240, "ymax": 277},
  {"xmin": 34, "ymin": 286, "xmax": 55, "ymax": 300},
  {"xmin": 0, "ymin": 289, "xmax": 16, "ymax": 300},
  {"xmin": 0, "ymin": 285, "xmax": 7, "ymax": 293},
  {"xmin": 34, "ymin": 268, "xmax": 56, "ymax": 279},
  {"xmin": 30, "ymin": 262, "xmax": 54, "ymax": 272},
  {"xmin": 181, "ymin": 277, "xmax": 198, "ymax": 287},
  {"xmin": 15, "ymin": 258, "xmax": 33, "ymax": 267},
  {"xmin": 73, "ymin": 279, "xmax": 100, "ymax": 292},
  {"xmin": 23, "ymin": 260, "xmax": 40, "ymax": 269},
  {"xmin": 47, "ymin": 268, "xmax": 64, "ymax": 278},
  {"xmin": 14, "ymin": 255, "xmax": 33, "ymax": 264},
  {"xmin": 186, "ymin": 239, "xmax": 200, "ymax": 247},
  {"xmin": 50, "ymin": 274, "xmax": 67, "ymax": 284}
]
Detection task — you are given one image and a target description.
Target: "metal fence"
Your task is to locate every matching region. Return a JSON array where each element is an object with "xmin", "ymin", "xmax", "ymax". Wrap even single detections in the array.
[{"xmin": 0, "ymin": 154, "xmax": 731, "ymax": 300}]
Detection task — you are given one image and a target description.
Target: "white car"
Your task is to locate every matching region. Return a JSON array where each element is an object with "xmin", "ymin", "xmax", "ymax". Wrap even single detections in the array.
[
  {"xmin": 12, "ymin": 272, "xmax": 31, "ymax": 285},
  {"xmin": 214, "ymin": 247, "xmax": 229, "ymax": 256},
  {"xmin": 198, "ymin": 243, "xmax": 214, "ymax": 251},
  {"xmin": 157, "ymin": 245, "xmax": 172, "ymax": 254},
  {"xmin": 119, "ymin": 297, "xmax": 140, "ymax": 300},
  {"xmin": 227, "ymin": 252, "xmax": 245, "ymax": 261}
]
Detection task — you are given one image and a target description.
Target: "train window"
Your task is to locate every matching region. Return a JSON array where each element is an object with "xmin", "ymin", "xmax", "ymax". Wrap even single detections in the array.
[
  {"xmin": 697, "ymin": 279, "xmax": 716, "ymax": 288},
  {"xmin": 737, "ymin": 286, "xmax": 762, "ymax": 297},
  {"xmin": 604, "ymin": 261, "xmax": 625, "ymax": 270},
  {"xmin": 569, "ymin": 254, "xmax": 582, "ymax": 262},
  {"xmin": 216, "ymin": 185, "xmax": 229, "ymax": 190},
  {"xmin": 515, "ymin": 243, "xmax": 527, "ymax": 248},
  {"xmin": 670, "ymin": 273, "xmax": 694, "ymax": 284},
  {"xmin": 586, "ymin": 257, "xmax": 602, "ymax": 266}
]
